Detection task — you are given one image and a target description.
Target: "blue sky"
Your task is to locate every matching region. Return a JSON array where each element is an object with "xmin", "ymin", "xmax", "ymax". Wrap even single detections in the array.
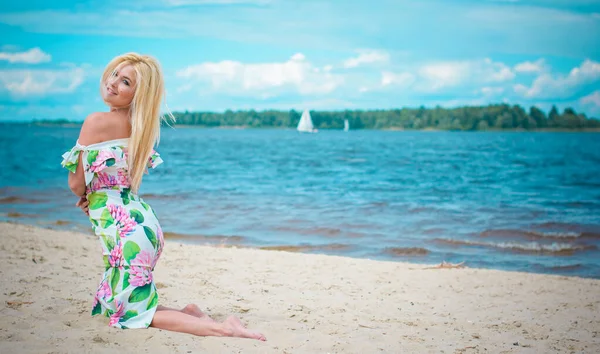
[{"xmin": 1, "ymin": 0, "xmax": 599, "ymax": 121}]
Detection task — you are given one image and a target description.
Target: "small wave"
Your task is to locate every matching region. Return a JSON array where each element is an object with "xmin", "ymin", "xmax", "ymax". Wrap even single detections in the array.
[
  {"xmin": 141, "ymin": 193, "xmax": 182, "ymax": 200},
  {"xmin": 548, "ymin": 264, "xmax": 584, "ymax": 271},
  {"xmin": 338, "ymin": 157, "xmax": 367, "ymax": 163},
  {"xmin": 6, "ymin": 212, "xmax": 39, "ymax": 219},
  {"xmin": 163, "ymin": 231, "xmax": 246, "ymax": 244},
  {"xmin": 260, "ymin": 243, "xmax": 352, "ymax": 253},
  {"xmin": 529, "ymin": 231, "xmax": 582, "ymax": 239},
  {"xmin": 408, "ymin": 207, "xmax": 438, "ymax": 214},
  {"xmin": 274, "ymin": 226, "xmax": 344, "ymax": 237},
  {"xmin": 422, "ymin": 227, "xmax": 447, "ymax": 235},
  {"xmin": 0, "ymin": 196, "xmax": 44, "ymax": 204},
  {"xmin": 434, "ymin": 238, "xmax": 597, "ymax": 256},
  {"xmin": 479, "ymin": 228, "xmax": 595, "ymax": 240},
  {"xmin": 384, "ymin": 247, "xmax": 430, "ymax": 256}
]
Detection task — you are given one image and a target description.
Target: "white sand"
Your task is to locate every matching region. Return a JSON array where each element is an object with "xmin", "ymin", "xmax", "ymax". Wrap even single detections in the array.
[{"xmin": 1, "ymin": 222, "xmax": 599, "ymax": 353}]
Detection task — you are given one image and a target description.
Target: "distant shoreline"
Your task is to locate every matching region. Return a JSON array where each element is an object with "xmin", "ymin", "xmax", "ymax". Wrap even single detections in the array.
[{"xmin": 4, "ymin": 122, "xmax": 600, "ymax": 132}]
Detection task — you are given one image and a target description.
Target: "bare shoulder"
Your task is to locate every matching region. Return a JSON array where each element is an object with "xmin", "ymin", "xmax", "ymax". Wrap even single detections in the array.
[{"xmin": 78, "ymin": 112, "xmax": 130, "ymax": 145}]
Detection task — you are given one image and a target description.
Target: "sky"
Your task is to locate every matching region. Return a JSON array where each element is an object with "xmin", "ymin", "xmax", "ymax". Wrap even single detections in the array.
[{"xmin": 0, "ymin": 0, "xmax": 599, "ymax": 121}]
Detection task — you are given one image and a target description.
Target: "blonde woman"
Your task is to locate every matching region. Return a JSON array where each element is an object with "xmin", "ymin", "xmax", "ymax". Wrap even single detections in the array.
[{"xmin": 61, "ymin": 53, "xmax": 266, "ymax": 341}]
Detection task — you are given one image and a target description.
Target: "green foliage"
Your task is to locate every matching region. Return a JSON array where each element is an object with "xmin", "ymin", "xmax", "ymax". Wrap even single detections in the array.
[{"xmin": 167, "ymin": 105, "xmax": 600, "ymax": 131}]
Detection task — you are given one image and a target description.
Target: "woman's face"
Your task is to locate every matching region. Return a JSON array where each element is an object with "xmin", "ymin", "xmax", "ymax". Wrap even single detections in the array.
[{"xmin": 103, "ymin": 64, "xmax": 136, "ymax": 109}]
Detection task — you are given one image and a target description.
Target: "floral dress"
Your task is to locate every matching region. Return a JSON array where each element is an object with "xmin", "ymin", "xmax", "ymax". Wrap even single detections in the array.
[{"xmin": 61, "ymin": 138, "xmax": 164, "ymax": 329}]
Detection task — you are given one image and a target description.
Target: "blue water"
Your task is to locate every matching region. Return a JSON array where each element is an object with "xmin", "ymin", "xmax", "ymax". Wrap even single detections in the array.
[{"xmin": 2, "ymin": 124, "xmax": 600, "ymax": 278}]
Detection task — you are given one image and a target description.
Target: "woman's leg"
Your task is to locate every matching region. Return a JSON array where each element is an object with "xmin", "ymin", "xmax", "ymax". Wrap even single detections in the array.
[
  {"xmin": 156, "ymin": 304, "xmax": 216, "ymax": 323},
  {"xmin": 150, "ymin": 310, "xmax": 266, "ymax": 340}
]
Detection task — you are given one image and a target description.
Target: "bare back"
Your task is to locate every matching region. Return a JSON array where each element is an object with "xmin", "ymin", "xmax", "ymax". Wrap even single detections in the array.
[{"xmin": 78, "ymin": 111, "xmax": 132, "ymax": 146}]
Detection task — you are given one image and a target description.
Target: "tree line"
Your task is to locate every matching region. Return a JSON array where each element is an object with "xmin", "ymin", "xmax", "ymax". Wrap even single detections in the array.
[
  {"xmin": 170, "ymin": 104, "xmax": 599, "ymax": 130},
  {"xmin": 29, "ymin": 104, "xmax": 600, "ymax": 130}
]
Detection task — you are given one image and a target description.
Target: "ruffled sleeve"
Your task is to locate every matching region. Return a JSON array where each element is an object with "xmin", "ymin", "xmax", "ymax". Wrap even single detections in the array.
[
  {"xmin": 147, "ymin": 150, "xmax": 163, "ymax": 169},
  {"xmin": 61, "ymin": 144, "xmax": 113, "ymax": 186},
  {"xmin": 61, "ymin": 146, "xmax": 82, "ymax": 173}
]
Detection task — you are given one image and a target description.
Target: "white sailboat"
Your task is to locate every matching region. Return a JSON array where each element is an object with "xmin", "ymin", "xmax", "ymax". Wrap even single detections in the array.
[
  {"xmin": 297, "ymin": 109, "xmax": 317, "ymax": 133},
  {"xmin": 343, "ymin": 119, "xmax": 349, "ymax": 132}
]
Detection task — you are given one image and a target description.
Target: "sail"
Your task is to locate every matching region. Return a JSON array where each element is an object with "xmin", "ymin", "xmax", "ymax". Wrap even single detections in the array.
[
  {"xmin": 297, "ymin": 110, "xmax": 315, "ymax": 132},
  {"xmin": 344, "ymin": 119, "xmax": 349, "ymax": 132}
]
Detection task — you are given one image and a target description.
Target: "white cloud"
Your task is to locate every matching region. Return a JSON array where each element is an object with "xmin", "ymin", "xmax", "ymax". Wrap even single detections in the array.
[
  {"xmin": 580, "ymin": 90, "xmax": 600, "ymax": 108},
  {"xmin": 0, "ymin": 67, "xmax": 85, "ymax": 95},
  {"xmin": 479, "ymin": 86, "xmax": 505, "ymax": 95},
  {"xmin": 343, "ymin": 49, "xmax": 390, "ymax": 69},
  {"xmin": 514, "ymin": 58, "xmax": 546, "ymax": 73},
  {"xmin": 378, "ymin": 58, "xmax": 514, "ymax": 93},
  {"xmin": 177, "ymin": 53, "xmax": 342, "ymax": 96},
  {"xmin": 0, "ymin": 47, "xmax": 51, "ymax": 64},
  {"xmin": 417, "ymin": 58, "xmax": 514, "ymax": 91},
  {"xmin": 513, "ymin": 59, "xmax": 600, "ymax": 98},
  {"xmin": 164, "ymin": 0, "xmax": 271, "ymax": 5},
  {"xmin": 381, "ymin": 71, "xmax": 414, "ymax": 87}
]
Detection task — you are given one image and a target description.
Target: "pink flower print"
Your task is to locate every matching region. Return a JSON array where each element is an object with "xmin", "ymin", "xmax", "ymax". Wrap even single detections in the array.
[
  {"xmin": 129, "ymin": 250, "xmax": 154, "ymax": 287},
  {"xmin": 108, "ymin": 204, "xmax": 137, "ymax": 238},
  {"xmin": 132, "ymin": 249, "xmax": 154, "ymax": 267},
  {"xmin": 90, "ymin": 150, "xmax": 117, "ymax": 173},
  {"xmin": 91, "ymin": 172, "xmax": 118, "ymax": 191},
  {"xmin": 109, "ymin": 300, "xmax": 126, "ymax": 327},
  {"xmin": 94, "ymin": 279, "xmax": 112, "ymax": 307},
  {"xmin": 117, "ymin": 170, "xmax": 130, "ymax": 188},
  {"xmin": 154, "ymin": 226, "xmax": 164, "ymax": 268},
  {"xmin": 108, "ymin": 242, "xmax": 123, "ymax": 268},
  {"xmin": 98, "ymin": 279, "xmax": 112, "ymax": 299},
  {"xmin": 129, "ymin": 266, "xmax": 153, "ymax": 287}
]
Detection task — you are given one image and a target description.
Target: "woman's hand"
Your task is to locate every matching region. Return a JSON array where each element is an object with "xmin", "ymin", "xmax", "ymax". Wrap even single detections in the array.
[{"xmin": 76, "ymin": 196, "xmax": 89, "ymax": 216}]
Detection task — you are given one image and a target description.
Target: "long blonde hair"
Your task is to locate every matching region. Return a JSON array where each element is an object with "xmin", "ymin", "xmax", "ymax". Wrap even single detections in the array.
[{"xmin": 101, "ymin": 53, "xmax": 174, "ymax": 193}]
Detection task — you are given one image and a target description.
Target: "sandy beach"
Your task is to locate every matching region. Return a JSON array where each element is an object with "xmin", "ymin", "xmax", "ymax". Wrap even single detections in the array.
[{"xmin": 1, "ymin": 222, "xmax": 599, "ymax": 353}]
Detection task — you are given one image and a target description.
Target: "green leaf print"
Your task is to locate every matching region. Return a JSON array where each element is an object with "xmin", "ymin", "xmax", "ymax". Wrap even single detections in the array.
[
  {"xmin": 143, "ymin": 226, "xmax": 157, "ymax": 249},
  {"xmin": 110, "ymin": 267, "xmax": 120, "ymax": 294},
  {"xmin": 88, "ymin": 192, "xmax": 108, "ymax": 210},
  {"xmin": 130, "ymin": 209, "xmax": 144, "ymax": 224},
  {"xmin": 87, "ymin": 150, "xmax": 99, "ymax": 165},
  {"xmin": 128, "ymin": 283, "xmax": 152, "ymax": 303},
  {"xmin": 103, "ymin": 256, "xmax": 110, "ymax": 269},
  {"xmin": 105, "ymin": 158, "xmax": 116, "ymax": 168},
  {"xmin": 147, "ymin": 290, "xmax": 158, "ymax": 310},
  {"xmin": 101, "ymin": 233, "xmax": 115, "ymax": 251},
  {"xmin": 120, "ymin": 189, "xmax": 130, "ymax": 205},
  {"xmin": 90, "ymin": 217, "xmax": 99, "ymax": 227},
  {"xmin": 123, "ymin": 241, "xmax": 141, "ymax": 263},
  {"xmin": 123, "ymin": 271, "xmax": 130, "ymax": 290},
  {"xmin": 100, "ymin": 208, "xmax": 114, "ymax": 228},
  {"xmin": 91, "ymin": 301, "xmax": 102, "ymax": 316},
  {"xmin": 65, "ymin": 162, "xmax": 77, "ymax": 173},
  {"xmin": 141, "ymin": 202, "xmax": 150, "ymax": 211},
  {"xmin": 120, "ymin": 310, "xmax": 138, "ymax": 322}
]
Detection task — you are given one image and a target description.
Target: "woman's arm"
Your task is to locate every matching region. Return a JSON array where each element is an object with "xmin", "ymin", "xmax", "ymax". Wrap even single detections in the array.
[
  {"xmin": 68, "ymin": 151, "xmax": 86, "ymax": 197},
  {"xmin": 67, "ymin": 113, "xmax": 107, "ymax": 197}
]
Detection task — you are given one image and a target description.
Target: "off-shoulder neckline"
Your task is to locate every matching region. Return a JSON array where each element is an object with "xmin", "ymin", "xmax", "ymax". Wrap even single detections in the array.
[{"xmin": 75, "ymin": 138, "xmax": 130, "ymax": 150}]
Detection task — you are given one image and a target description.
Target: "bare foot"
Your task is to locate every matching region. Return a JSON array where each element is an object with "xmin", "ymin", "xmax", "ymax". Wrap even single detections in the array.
[
  {"xmin": 182, "ymin": 304, "xmax": 216, "ymax": 323},
  {"xmin": 223, "ymin": 316, "xmax": 267, "ymax": 341}
]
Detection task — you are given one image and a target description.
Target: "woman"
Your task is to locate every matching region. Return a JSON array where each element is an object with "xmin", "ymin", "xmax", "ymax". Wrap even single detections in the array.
[{"xmin": 61, "ymin": 52, "xmax": 266, "ymax": 341}]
